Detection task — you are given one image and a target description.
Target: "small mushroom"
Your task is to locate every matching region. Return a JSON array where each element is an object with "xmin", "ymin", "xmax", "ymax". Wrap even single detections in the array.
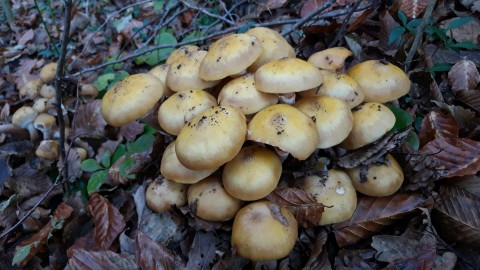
[
  {"xmin": 33, "ymin": 113, "xmax": 56, "ymax": 139},
  {"xmin": 148, "ymin": 64, "xmax": 174, "ymax": 97},
  {"xmin": 166, "ymin": 45, "xmax": 199, "ymax": 65},
  {"xmin": 146, "ymin": 178, "xmax": 187, "ymax": 213},
  {"xmin": 39, "ymin": 62, "xmax": 57, "ymax": 83},
  {"xmin": 307, "ymin": 47, "xmax": 353, "ymax": 71},
  {"xmin": 39, "ymin": 84, "xmax": 56, "ymax": 98},
  {"xmin": 35, "ymin": 140, "xmax": 59, "ymax": 159},
  {"xmin": 12, "ymin": 106, "xmax": 39, "ymax": 141},
  {"xmin": 32, "ymin": 98, "xmax": 50, "ymax": 113},
  {"xmin": 80, "ymin": 84, "xmax": 99, "ymax": 101},
  {"xmin": 20, "ymin": 80, "xmax": 43, "ymax": 100}
]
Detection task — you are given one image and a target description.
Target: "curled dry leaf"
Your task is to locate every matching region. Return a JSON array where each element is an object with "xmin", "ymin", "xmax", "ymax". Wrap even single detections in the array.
[
  {"xmin": 58, "ymin": 146, "xmax": 83, "ymax": 182},
  {"xmin": 87, "ymin": 193, "xmax": 126, "ymax": 250},
  {"xmin": 332, "ymin": 193, "xmax": 431, "ymax": 247},
  {"xmin": 455, "ymin": 90, "xmax": 480, "ymax": 112},
  {"xmin": 334, "ymin": 248, "xmax": 377, "ymax": 270},
  {"xmin": 266, "ymin": 187, "xmax": 324, "ymax": 227},
  {"xmin": 432, "ymin": 101, "xmax": 478, "ymax": 130},
  {"xmin": 118, "ymin": 120, "xmax": 145, "ymax": 141},
  {"xmin": 67, "ymin": 249, "xmax": 138, "ymax": 270},
  {"xmin": 432, "ymin": 181, "xmax": 480, "ymax": 249},
  {"xmin": 14, "ymin": 203, "xmax": 73, "ymax": 267},
  {"xmin": 72, "ymin": 100, "xmax": 107, "ymax": 139},
  {"xmin": 379, "ymin": 10, "xmax": 400, "ymax": 53},
  {"xmin": 66, "ymin": 230, "xmax": 99, "ymax": 258},
  {"xmin": 399, "ymin": 0, "xmax": 429, "ymax": 18},
  {"xmin": 6, "ymin": 162, "xmax": 51, "ymax": 197},
  {"xmin": 185, "ymin": 231, "xmax": 226, "ymax": 270},
  {"xmin": 108, "ymin": 151, "xmax": 151, "ymax": 185},
  {"xmin": 448, "ymin": 59, "xmax": 480, "ymax": 92},
  {"xmin": 135, "ymin": 231, "xmax": 175, "ymax": 270},
  {"xmin": 420, "ymin": 137, "xmax": 480, "ymax": 178},
  {"xmin": 419, "ymin": 109, "xmax": 459, "ymax": 148},
  {"xmin": 303, "ymin": 229, "xmax": 331, "ymax": 270}
]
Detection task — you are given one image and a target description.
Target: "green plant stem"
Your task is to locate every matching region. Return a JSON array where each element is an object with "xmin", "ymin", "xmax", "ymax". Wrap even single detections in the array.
[
  {"xmin": 404, "ymin": 0, "xmax": 436, "ymax": 71},
  {"xmin": 33, "ymin": 0, "xmax": 60, "ymax": 56},
  {"xmin": 2, "ymin": 0, "xmax": 14, "ymax": 25}
]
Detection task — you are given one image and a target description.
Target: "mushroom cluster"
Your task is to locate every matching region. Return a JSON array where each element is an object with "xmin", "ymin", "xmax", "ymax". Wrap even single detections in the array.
[{"xmin": 100, "ymin": 27, "xmax": 411, "ymax": 262}]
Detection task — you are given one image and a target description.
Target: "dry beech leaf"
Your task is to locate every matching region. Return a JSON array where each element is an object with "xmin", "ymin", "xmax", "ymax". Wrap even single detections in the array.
[
  {"xmin": 379, "ymin": 10, "xmax": 400, "ymax": 53},
  {"xmin": 256, "ymin": 0, "xmax": 288, "ymax": 15},
  {"xmin": 108, "ymin": 151, "xmax": 151, "ymax": 185},
  {"xmin": 118, "ymin": 121, "xmax": 144, "ymax": 141},
  {"xmin": 300, "ymin": 0, "xmax": 335, "ymax": 18},
  {"xmin": 420, "ymin": 137, "xmax": 480, "ymax": 178},
  {"xmin": 303, "ymin": 229, "xmax": 331, "ymax": 269},
  {"xmin": 266, "ymin": 187, "xmax": 324, "ymax": 227},
  {"xmin": 419, "ymin": 109, "xmax": 459, "ymax": 148},
  {"xmin": 456, "ymin": 90, "xmax": 480, "ymax": 112},
  {"xmin": 185, "ymin": 231, "xmax": 226, "ymax": 270},
  {"xmin": 448, "ymin": 59, "xmax": 480, "ymax": 92},
  {"xmin": 6, "ymin": 163, "xmax": 51, "ymax": 197},
  {"xmin": 72, "ymin": 100, "xmax": 107, "ymax": 139},
  {"xmin": 88, "ymin": 193, "xmax": 126, "ymax": 250},
  {"xmin": 66, "ymin": 230, "xmax": 99, "ymax": 258},
  {"xmin": 432, "ymin": 101, "xmax": 477, "ymax": 130},
  {"xmin": 332, "ymin": 193, "xmax": 430, "ymax": 247},
  {"xmin": 135, "ymin": 231, "xmax": 175, "ymax": 270},
  {"xmin": 15, "ymin": 203, "xmax": 73, "ymax": 267},
  {"xmin": 67, "ymin": 249, "xmax": 138, "ymax": 270},
  {"xmin": 399, "ymin": 0, "xmax": 429, "ymax": 18},
  {"xmin": 432, "ymin": 182, "xmax": 480, "ymax": 249},
  {"xmin": 334, "ymin": 249, "xmax": 377, "ymax": 270}
]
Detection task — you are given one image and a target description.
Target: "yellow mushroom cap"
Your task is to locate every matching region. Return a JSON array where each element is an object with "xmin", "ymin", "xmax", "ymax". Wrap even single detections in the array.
[
  {"xmin": 340, "ymin": 102, "xmax": 396, "ymax": 150},
  {"xmin": 247, "ymin": 104, "xmax": 319, "ymax": 160},
  {"xmin": 300, "ymin": 70, "xmax": 364, "ymax": 108},
  {"xmin": 294, "ymin": 96, "xmax": 353, "ymax": 149},
  {"xmin": 347, "ymin": 60, "xmax": 411, "ymax": 103},
  {"xmin": 158, "ymin": 90, "xmax": 217, "ymax": 135},
  {"xmin": 148, "ymin": 64, "xmax": 174, "ymax": 97},
  {"xmin": 223, "ymin": 146, "xmax": 282, "ymax": 201},
  {"xmin": 254, "ymin": 57, "xmax": 323, "ymax": 94},
  {"xmin": 100, "ymin": 73, "xmax": 165, "ymax": 127},
  {"xmin": 245, "ymin": 27, "xmax": 296, "ymax": 71},
  {"xmin": 307, "ymin": 47, "xmax": 352, "ymax": 71},
  {"xmin": 217, "ymin": 73, "xmax": 278, "ymax": 115},
  {"xmin": 175, "ymin": 105, "xmax": 247, "ymax": 170},
  {"xmin": 167, "ymin": 50, "xmax": 220, "ymax": 92},
  {"xmin": 161, "ymin": 141, "xmax": 217, "ymax": 184},
  {"xmin": 347, "ymin": 154, "xmax": 404, "ymax": 197},
  {"xmin": 231, "ymin": 200, "xmax": 298, "ymax": 261},
  {"xmin": 199, "ymin": 34, "xmax": 263, "ymax": 81},
  {"xmin": 166, "ymin": 45, "xmax": 199, "ymax": 65},
  {"xmin": 39, "ymin": 62, "xmax": 57, "ymax": 83},
  {"xmin": 146, "ymin": 178, "xmax": 188, "ymax": 213}
]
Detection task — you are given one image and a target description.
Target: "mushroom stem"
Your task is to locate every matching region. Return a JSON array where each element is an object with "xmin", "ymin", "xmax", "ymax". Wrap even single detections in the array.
[
  {"xmin": 26, "ymin": 124, "xmax": 39, "ymax": 142},
  {"xmin": 277, "ymin": 92, "xmax": 296, "ymax": 105}
]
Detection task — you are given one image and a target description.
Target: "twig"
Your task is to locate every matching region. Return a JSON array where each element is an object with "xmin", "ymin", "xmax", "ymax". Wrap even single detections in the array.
[
  {"xmin": 180, "ymin": 0, "xmax": 235, "ymax": 25},
  {"xmin": 404, "ymin": 0, "xmax": 436, "ymax": 71},
  {"xmin": 328, "ymin": 0, "xmax": 363, "ymax": 47},
  {"xmin": 33, "ymin": 0, "xmax": 60, "ymax": 56},
  {"xmin": 0, "ymin": 176, "xmax": 62, "ymax": 240},
  {"xmin": 280, "ymin": 0, "xmax": 335, "ymax": 37},
  {"xmin": 55, "ymin": 0, "xmax": 74, "ymax": 183}
]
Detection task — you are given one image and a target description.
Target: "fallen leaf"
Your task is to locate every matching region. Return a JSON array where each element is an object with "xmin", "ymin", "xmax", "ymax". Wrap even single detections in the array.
[
  {"xmin": 333, "ymin": 193, "xmax": 430, "ymax": 247},
  {"xmin": 441, "ymin": 18, "xmax": 480, "ymax": 45},
  {"xmin": 118, "ymin": 121, "xmax": 145, "ymax": 141},
  {"xmin": 108, "ymin": 151, "xmax": 151, "ymax": 185},
  {"xmin": 184, "ymin": 231, "xmax": 226, "ymax": 270},
  {"xmin": 5, "ymin": 162, "xmax": 51, "ymax": 197},
  {"xmin": 72, "ymin": 100, "xmax": 108, "ymax": 139},
  {"xmin": 0, "ymin": 140, "xmax": 34, "ymax": 156},
  {"xmin": 18, "ymin": 29, "xmax": 34, "ymax": 45},
  {"xmin": 455, "ymin": 90, "xmax": 480, "ymax": 112},
  {"xmin": 135, "ymin": 231, "xmax": 175, "ymax": 270},
  {"xmin": 432, "ymin": 100, "xmax": 478, "ymax": 130},
  {"xmin": 448, "ymin": 59, "xmax": 480, "ymax": 92},
  {"xmin": 67, "ymin": 249, "xmax": 138, "ymax": 270},
  {"xmin": 334, "ymin": 248, "xmax": 377, "ymax": 270},
  {"xmin": 300, "ymin": 0, "xmax": 335, "ymax": 18},
  {"xmin": 420, "ymin": 137, "xmax": 480, "ymax": 178},
  {"xmin": 266, "ymin": 187, "xmax": 324, "ymax": 227},
  {"xmin": 66, "ymin": 231, "xmax": 99, "ymax": 258},
  {"xmin": 399, "ymin": 0, "xmax": 429, "ymax": 18},
  {"xmin": 256, "ymin": 0, "xmax": 288, "ymax": 15},
  {"xmin": 303, "ymin": 229, "xmax": 331, "ymax": 269},
  {"xmin": 419, "ymin": 109, "xmax": 459, "ymax": 148},
  {"xmin": 88, "ymin": 193, "xmax": 126, "ymax": 250},
  {"xmin": 139, "ymin": 210, "xmax": 184, "ymax": 244}
]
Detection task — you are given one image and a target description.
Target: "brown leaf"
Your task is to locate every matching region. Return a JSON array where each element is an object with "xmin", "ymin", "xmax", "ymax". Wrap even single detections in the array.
[
  {"xmin": 399, "ymin": 0, "xmax": 429, "ymax": 18},
  {"xmin": 334, "ymin": 248, "xmax": 377, "ymax": 270},
  {"xmin": 6, "ymin": 162, "xmax": 51, "ymax": 197},
  {"xmin": 441, "ymin": 18, "xmax": 480, "ymax": 46},
  {"xmin": 185, "ymin": 231, "xmax": 226, "ymax": 270},
  {"xmin": 432, "ymin": 182, "xmax": 480, "ymax": 249},
  {"xmin": 66, "ymin": 230, "xmax": 99, "ymax": 258},
  {"xmin": 72, "ymin": 100, "xmax": 107, "ymax": 139},
  {"xmin": 419, "ymin": 109, "xmax": 459, "ymax": 148},
  {"xmin": 15, "ymin": 203, "xmax": 73, "ymax": 267},
  {"xmin": 256, "ymin": 0, "xmax": 288, "ymax": 15},
  {"xmin": 456, "ymin": 90, "xmax": 480, "ymax": 112},
  {"xmin": 300, "ymin": 0, "xmax": 335, "ymax": 17},
  {"xmin": 17, "ymin": 29, "xmax": 35, "ymax": 45},
  {"xmin": 379, "ymin": 10, "xmax": 400, "ymax": 52},
  {"xmin": 303, "ymin": 229, "xmax": 331, "ymax": 269},
  {"xmin": 135, "ymin": 231, "xmax": 175, "ymax": 270},
  {"xmin": 118, "ymin": 121, "xmax": 144, "ymax": 141},
  {"xmin": 108, "ymin": 151, "xmax": 151, "ymax": 185},
  {"xmin": 67, "ymin": 249, "xmax": 138, "ymax": 270},
  {"xmin": 420, "ymin": 137, "xmax": 480, "ymax": 178},
  {"xmin": 448, "ymin": 59, "xmax": 480, "ymax": 92},
  {"xmin": 332, "ymin": 193, "xmax": 430, "ymax": 247},
  {"xmin": 88, "ymin": 193, "xmax": 126, "ymax": 250},
  {"xmin": 266, "ymin": 187, "xmax": 324, "ymax": 227},
  {"xmin": 432, "ymin": 101, "xmax": 478, "ymax": 130}
]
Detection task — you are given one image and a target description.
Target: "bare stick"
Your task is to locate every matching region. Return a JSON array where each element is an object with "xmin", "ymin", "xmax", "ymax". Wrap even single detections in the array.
[
  {"xmin": 180, "ymin": 0, "xmax": 235, "ymax": 25},
  {"xmin": 328, "ymin": 0, "xmax": 363, "ymax": 47},
  {"xmin": 55, "ymin": 0, "xmax": 73, "ymax": 182},
  {"xmin": 280, "ymin": 0, "xmax": 335, "ymax": 37},
  {"xmin": 404, "ymin": 0, "xmax": 436, "ymax": 71}
]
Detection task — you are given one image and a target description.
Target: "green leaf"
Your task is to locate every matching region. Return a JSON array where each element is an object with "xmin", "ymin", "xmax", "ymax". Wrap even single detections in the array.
[
  {"xmin": 181, "ymin": 31, "xmax": 201, "ymax": 43},
  {"xmin": 113, "ymin": 14, "xmax": 132, "ymax": 32},
  {"xmin": 81, "ymin": 159, "xmax": 102, "ymax": 173},
  {"xmin": 406, "ymin": 18, "xmax": 422, "ymax": 33},
  {"xmin": 126, "ymin": 173, "xmax": 137, "ymax": 180},
  {"xmin": 426, "ymin": 63, "xmax": 452, "ymax": 76},
  {"xmin": 143, "ymin": 124, "xmax": 157, "ymax": 135},
  {"xmin": 237, "ymin": 21, "xmax": 255, "ymax": 33},
  {"xmin": 413, "ymin": 116, "xmax": 424, "ymax": 132},
  {"xmin": 153, "ymin": 0, "xmax": 165, "ymax": 13},
  {"xmin": 12, "ymin": 241, "xmax": 39, "ymax": 266},
  {"xmin": 135, "ymin": 31, "xmax": 177, "ymax": 66},
  {"xmin": 386, "ymin": 104, "xmax": 414, "ymax": 132},
  {"xmin": 101, "ymin": 151, "xmax": 111, "ymax": 168},
  {"xmin": 406, "ymin": 131, "xmax": 420, "ymax": 151},
  {"xmin": 446, "ymin": 17, "xmax": 474, "ymax": 29},
  {"xmin": 119, "ymin": 157, "xmax": 135, "ymax": 177},
  {"xmin": 93, "ymin": 73, "xmax": 115, "ymax": 91},
  {"xmin": 388, "ymin": 26, "xmax": 406, "ymax": 45},
  {"xmin": 87, "ymin": 170, "xmax": 108, "ymax": 195},
  {"xmin": 397, "ymin": 10, "xmax": 407, "ymax": 26},
  {"xmin": 128, "ymin": 134, "xmax": 155, "ymax": 154},
  {"xmin": 449, "ymin": 41, "xmax": 480, "ymax": 50},
  {"xmin": 106, "ymin": 71, "xmax": 130, "ymax": 91},
  {"xmin": 112, "ymin": 144, "xmax": 127, "ymax": 164}
]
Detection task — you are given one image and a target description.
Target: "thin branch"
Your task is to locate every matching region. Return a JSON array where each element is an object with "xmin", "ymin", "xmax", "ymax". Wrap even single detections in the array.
[
  {"xmin": 281, "ymin": 0, "xmax": 335, "ymax": 37},
  {"xmin": 55, "ymin": 0, "xmax": 73, "ymax": 183},
  {"xmin": 33, "ymin": 0, "xmax": 60, "ymax": 56},
  {"xmin": 328, "ymin": 0, "xmax": 363, "ymax": 47},
  {"xmin": 180, "ymin": 0, "xmax": 235, "ymax": 25},
  {"xmin": 404, "ymin": 0, "xmax": 436, "ymax": 71}
]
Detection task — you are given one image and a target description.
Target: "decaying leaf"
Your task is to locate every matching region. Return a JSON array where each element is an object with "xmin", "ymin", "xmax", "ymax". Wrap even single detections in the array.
[
  {"xmin": 432, "ymin": 100, "xmax": 478, "ymax": 130},
  {"xmin": 455, "ymin": 90, "xmax": 480, "ymax": 112},
  {"xmin": 72, "ymin": 100, "xmax": 108, "ymax": 139},
  {"xmin": 139, "ymin": 210, "xmax": 184, "ymax": 244},
  {"xmin": 13, "ymin": 203, "xmax": 73, "ymax": 267},
  {"xmin": 334, "ymin": 248, "xmax": 377, "ymax": 270},
  {"xmin": 66, "ymin": 230, "xmax": 99, "ymax": 258},
  {"xmin": 184, "ymin": 230, "xmax": 227, "ymax": 270},
  {"xmin": 67, "ymin": 249, "xmax": 138, "ymax": 270},
  {"xmin": 448, "ymin": 59, "xmax": 480, "ymax": 92},
  {"xmin": 266, "ymin": 187, "xmax": 324, "ymax": 227},
  {"xmin": 303, "ymin": 229, "xmax": 331, "ymax": 269},
  {"xmin": 333, "ymin": 193, "xmax": 430, "ymax": 247},
  {"xmin": 433, "ymin": 181, "xmax": 480, "ymax": 248},
  {"xmin": 5, "ymin": 162, "xmax": 52, "ymax": 197},
  {"xmin": 0, "ymin": 140, "xmax": 35, "ymax": 156},
  {"xmin": 419, "ymin": 109, "xmax": 459, "ymax": 148},
  {"xmin": 108, "ymin": 151, "xmax": 151, "ymax": 185},
  {"xmin": 399, "ymin": 0, "xmax": 429, "ymax": 18},
  {"xmin": 118, "ymin": 121, "xmax": 145, "ymax": 141},
  {"xmin": 135, "ymin": 231, "xmax": 175, "ymax": 270},
  {"xmin": 420, "ymin": 137, "xmax": 480, "ymax": 177},
  {"xmin": 87, "ymin": 193, "xmax": 126, "ymax": 250}
]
